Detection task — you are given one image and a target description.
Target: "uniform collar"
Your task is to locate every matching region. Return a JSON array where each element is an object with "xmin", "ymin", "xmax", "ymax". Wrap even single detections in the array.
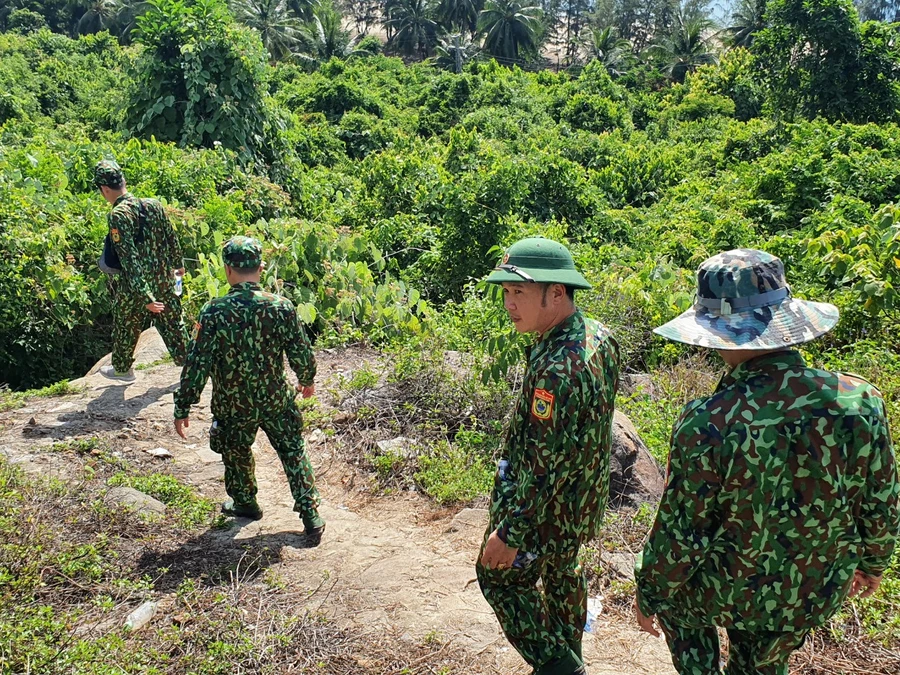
[
  {"xmin": 112, "ymin": 192, "xmax": 134, "ymax": 207},
  {"xmin": 717, "ymin": 350, "xmax": 806, "ymax": 390},
  {"xmin": 530, "ymin": 309, "xmax": 582, "ymax": 358},
  {"xmin": 229, "ymin": 281, "xmax": 261, "ymax": 293}
]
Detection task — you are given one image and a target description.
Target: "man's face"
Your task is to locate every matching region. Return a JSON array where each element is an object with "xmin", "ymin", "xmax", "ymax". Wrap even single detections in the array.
[{"xmin": 501, "ymin": 282, "xmax": 550, "ymax": 334}]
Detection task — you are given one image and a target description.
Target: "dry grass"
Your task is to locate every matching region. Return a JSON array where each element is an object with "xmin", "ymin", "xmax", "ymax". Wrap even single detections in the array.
[{"xmin": 0, "ymin": 455, "xmax": 481, "ymax": 675}]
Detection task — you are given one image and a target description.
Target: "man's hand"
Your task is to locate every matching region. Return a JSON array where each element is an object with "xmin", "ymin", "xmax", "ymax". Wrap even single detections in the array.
[
  {"xmin": 297, "ymin": 383, "xmax": 315, "ymax": 399},
  {"xmin": 480, "ymin": 529, "xmax": 518, "ymax": 570},
  {"xmin": 146, "ymin": 301, "xmax": 165, "ymax": 314},
  {"xmin": 176, "ymin": 267, "xmax": 186, "ymax": 276},
  {"xmin": 174, "ymin": 417, "xmax": 189, "ymax": 439},
  {"xmin": 849, "ymin": 570, "xmax": 883, "ymax": 599},
  {"xmin": 634, "ymin": 598, "xmax": 661, "ymax": 638}
]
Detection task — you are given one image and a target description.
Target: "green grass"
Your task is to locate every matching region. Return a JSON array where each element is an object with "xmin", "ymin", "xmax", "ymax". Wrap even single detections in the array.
[
  {"xmin": 107, "ymin": 472, "xmax": 215, "ymax": 528},
  {"xmin": 0, "ymin": 380, "xmax": 82, "ymax": 412},
  {"xmin": 50, "ymin": 437, "xmax": 103, "ymax": 454},
  {"xmin": 134, "ymin": 355, "xmax": 174, "ymax": 371}
]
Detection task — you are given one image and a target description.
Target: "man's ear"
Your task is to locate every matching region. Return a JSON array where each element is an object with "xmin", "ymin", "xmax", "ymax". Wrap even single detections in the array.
[{"xmin": 552, "ymin": 283, "xmax": 567, "ymax": 304}]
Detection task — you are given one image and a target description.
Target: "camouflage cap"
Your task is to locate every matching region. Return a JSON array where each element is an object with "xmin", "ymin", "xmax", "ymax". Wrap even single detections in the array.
[
  {"xmin": 93, "ymin": 159, "xmax": 125, "ymax": 188},
  {"xmin": 485, "ymin": 237, "xmax": 591, "ymax": 289},
  {"xmin": 654, "ymin": 249, "xmax": 839, "ymax": 350},
  {"xmin": 222, "ymin": 236, "xmax": 263, "ymax": 269}
]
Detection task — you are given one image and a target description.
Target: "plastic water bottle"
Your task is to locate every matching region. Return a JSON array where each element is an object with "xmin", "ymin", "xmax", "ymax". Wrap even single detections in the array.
[
  {"xmin": 584, "ymin": 596, "xmax": 603, "ymax": 633},
  {"xmin": 124, "ymin": 600, "xmax": 158, "ymax": 631},
  {"xmin": 174, "ymin": 270, "xmax": 183, "ymax": 296}
]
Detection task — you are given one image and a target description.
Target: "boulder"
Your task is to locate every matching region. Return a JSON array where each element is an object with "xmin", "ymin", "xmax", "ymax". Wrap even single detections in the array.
[
  {"xmin": 85, "ymin": 328, "xmax": 170, "ymax": 376},
  {"xmin": 105, "ymin": 486, "xmax": 167, "ymax": 515},
  {"xmin": 609, "ymin": 411, "xmax": 665, "ymax": 508}
]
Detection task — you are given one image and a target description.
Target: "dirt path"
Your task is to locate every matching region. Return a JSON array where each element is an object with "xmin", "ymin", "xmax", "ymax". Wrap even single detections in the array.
[{"xmin": 0, "ymin": 335, "xmax": 675, "ymax": 675}]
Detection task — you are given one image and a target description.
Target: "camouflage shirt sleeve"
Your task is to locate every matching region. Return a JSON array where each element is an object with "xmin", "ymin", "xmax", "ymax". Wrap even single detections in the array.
[
  {"xmin": 109, "ymin": 205, "xmax": 154, "ymax": 304},
  {"xmin": 281, "ymin": 301, "xmax": 316, "ymax": 387},
  {"xmin": 856, "ymin": 406, "xmax": 900, "ymax": 576},
  {"xmin": 635, "ymin": 401, "xmax": 722, "ymax": 617},
  {"xmin": 173, "ymin": 304, "xmax": 216, "ymax": 419},
  {"xmin": 497, "ymin": 371, "xmax": 581, "ymax": 550}
]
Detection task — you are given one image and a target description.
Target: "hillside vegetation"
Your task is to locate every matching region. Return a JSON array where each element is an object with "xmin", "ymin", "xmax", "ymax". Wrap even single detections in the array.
[{"xmin": 2, "ymin": 0, "xmax": 900, "ymax": 670}]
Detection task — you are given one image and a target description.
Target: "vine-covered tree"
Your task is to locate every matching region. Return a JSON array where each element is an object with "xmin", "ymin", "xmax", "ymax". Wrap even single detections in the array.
[
  {"xmin": 124, "ymin": 0, "xmax": 272, "ymax": 162},
  {"xmin": 478, "ymin": 0, "xmax": 542, "ymax": 63},
  {"xmin": 754, "ymin": 0, "xmax": 900, "ymax": 122}
]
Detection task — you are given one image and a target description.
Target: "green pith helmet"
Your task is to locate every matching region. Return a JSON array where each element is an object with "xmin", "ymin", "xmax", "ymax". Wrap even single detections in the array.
[
  {"xmin": 222, "ymin": 236, "xmax": 263, "ymax": 268},
  {"xmin": 485, "ymin": 237, "xmax": 591, "ymax": 289}
]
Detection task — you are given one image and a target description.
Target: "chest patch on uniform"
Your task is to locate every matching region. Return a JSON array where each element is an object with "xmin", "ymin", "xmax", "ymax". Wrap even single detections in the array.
[
  {"xmin": 110, "ymin": 228, "xmax": 121, "ymax": 243},
  {"xmin": 531, "ymin": 389, "xmax": 554, "ymax": 420},
  {"xmin": 192, "ymin": 322, "xmax": 201, "ymax": 341}
]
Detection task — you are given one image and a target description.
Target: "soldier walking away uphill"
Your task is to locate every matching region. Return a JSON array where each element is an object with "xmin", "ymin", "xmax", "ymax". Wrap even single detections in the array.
[
  {"xmin": 477, "ymin": 237, "xmax": 620, "ymax": 675},
  {"xmin": 173, "ymin": 237, "xmax": 325, "ymax": 544},
  {"xmin": 635, "ymin": 249, "xmax": 900, "ymax": 675},
  {"xmin": 94, "ymin": 159, "xmax": 189, "ymax": 381}
]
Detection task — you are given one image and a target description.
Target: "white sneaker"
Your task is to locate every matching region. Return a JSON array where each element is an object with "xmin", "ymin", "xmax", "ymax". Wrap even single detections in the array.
[{"xmin": 99, "ymin": 365, "xmax": 136, "ymax": 382}]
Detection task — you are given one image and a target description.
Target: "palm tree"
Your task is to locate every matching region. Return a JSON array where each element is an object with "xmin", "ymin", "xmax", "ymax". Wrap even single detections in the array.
[
  {"xmin": 725, "ymin": 0, "xmax": 766, "ymax": 48},
  {"xmin": 229, "ymin": 0, "xmax": 304, "ymax": 62},
  {"xmin": 296, "ymin": 4, "xmax": 354, "ymax": 63},
  {"xmin": 432, "ymin": 32, "xmax": 480, "ymax": 71},
  {"xmin": 384, "ymin": 0, "xmax": 439, "ymax": 59},
  {"xmin": 581, "ymin": 25, "xmax": 631, "ymax": 76},
  {"xmin": 649, "ymin": 14, "xmax": 718, "ymax": 83},
  {"xmin": 75, "ymin": 0, "xmax": 120, "ymax": 34},
  {"xmin": 436, "ymin": 0, "xmax": 482, "ymax": 36},
  {"xmin": 477, "ymin": 0, "xmax": 541, "ymax": 64}
]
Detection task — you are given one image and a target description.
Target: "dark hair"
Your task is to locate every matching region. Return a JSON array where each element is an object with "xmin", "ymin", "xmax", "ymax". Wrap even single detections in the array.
[
  {"xmin": 565, "ymin": 286, "xmax": 575, "ymax": 301},
  {"xmin": 228, "ymin": 264, "xmax": 261, "ymax": 275}
]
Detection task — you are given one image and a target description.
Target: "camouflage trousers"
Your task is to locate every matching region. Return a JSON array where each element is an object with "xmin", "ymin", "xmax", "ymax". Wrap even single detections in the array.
[
  {"xmin": 110, "ymin": 278, "xmax": 188, "ymax": 372},
  {"xmin": 476, "ymin": 532, "xmax": 586, "ymax": 674},
  {"xmin": 208, "ymin": 402, "xmax": 323, "ymax": 529},
  {"xmin": 658, "ymin": 609, "xmax": 808, "ymax": 675}
]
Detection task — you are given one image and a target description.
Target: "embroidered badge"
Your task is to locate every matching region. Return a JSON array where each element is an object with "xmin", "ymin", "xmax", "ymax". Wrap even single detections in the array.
[
  {"xmin": 531, "ymin": 388, "xmax": 554, "ymax": 420},
  {"xmin": 192, "ymin": 322, "xmax": 201, "ymax": 341},
  {"xmin": 111, "ymin": 228, "xmax": 121, "ymax": 243}
]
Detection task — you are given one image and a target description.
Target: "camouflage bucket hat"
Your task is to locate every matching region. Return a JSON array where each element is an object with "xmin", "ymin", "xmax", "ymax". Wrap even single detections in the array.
[
  {"xmin": 93, "ymin": 159, "xmax": 124, "ymax": 188},
  {"xmin": 485, "ymin": 237, "xmax": 591, "ymax": 289},
  {"xmin": 654, "ymin": 249, "xmax": 839, "ymax": 350},
  {"xmin": 222, "ymin": 236, "xmax": 263, "ymax": 269}
]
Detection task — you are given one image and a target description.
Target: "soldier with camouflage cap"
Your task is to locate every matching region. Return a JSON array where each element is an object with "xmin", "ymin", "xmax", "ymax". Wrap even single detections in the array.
[
  {"xmin": 477, "ymin": 237, "xmax": 620, "ymax": 675},
  {"xmin": 173, "ymin": 236, "xmax": 325, "ymax": 542},
  {"xmin": 94, "ymin": 159, "xmax": 189, "ymax": 381},
  {"xmin": 635, "ymin": 249, "xmax": 900, "ymax": 674}
]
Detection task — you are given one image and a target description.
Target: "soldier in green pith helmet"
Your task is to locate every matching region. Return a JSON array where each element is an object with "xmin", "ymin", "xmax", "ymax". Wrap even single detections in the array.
[
  {"xmin": 94, "ymin": 159, "xmax": 189, "ymax": 382},
  {"xmin": 477, "ymin": 237, "xmax": 620, "ymax": 675},
  {"xmin": 635, "ymin": 248, "xmax": 900, "ymax": 675},
  {"xmin": 173, "ymin": 236, "xmax": 325, "ymax": 544}
]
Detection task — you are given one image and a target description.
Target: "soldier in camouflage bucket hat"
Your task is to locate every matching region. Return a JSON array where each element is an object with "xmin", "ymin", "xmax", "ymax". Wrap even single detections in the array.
[
  {"xmin": 634, "ymin": 249, "xmax": 900, "ymax": 675},
  {"xmin": 653, "ymin": 249, "xmax": 838, "ymax": 350}
]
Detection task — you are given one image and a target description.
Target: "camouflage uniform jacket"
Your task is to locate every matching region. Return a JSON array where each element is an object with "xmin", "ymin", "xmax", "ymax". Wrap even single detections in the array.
[
  {"xmin": 491, "ymin": 310, "xmax": 620, "ymax": 556},
  {"xmin": 636, "ymin": 351, "xmax": 900, "ymax": 631},
  {"xmin": 173, "ymin": 282, "xmax": 315, "ymax": 422},
  {"xmin": 108, "ymin": 192, "xmax": 182, "ymax": 304}
]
